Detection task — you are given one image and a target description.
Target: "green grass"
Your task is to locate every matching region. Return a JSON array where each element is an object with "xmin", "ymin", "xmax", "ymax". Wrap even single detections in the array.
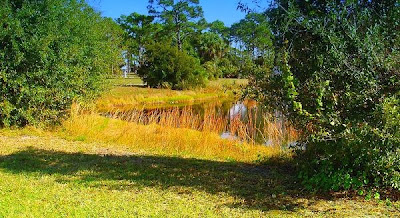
[
  {"xmin": 108, "ymin": 77, "xmax": 144, "ymax": 86},
  {"xmin": 0, "ymin": 131, "xmax": 399, "ymax": 217},
  {"xmin": 97, "ymin": 78, "xmax": 247, "ymax": 112}
]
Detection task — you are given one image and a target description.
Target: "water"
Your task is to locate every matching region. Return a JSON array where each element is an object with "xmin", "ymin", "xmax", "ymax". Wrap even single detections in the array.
[{"xmin": 104, "ymin": 99, "xmax": 297, "ymax": 146}]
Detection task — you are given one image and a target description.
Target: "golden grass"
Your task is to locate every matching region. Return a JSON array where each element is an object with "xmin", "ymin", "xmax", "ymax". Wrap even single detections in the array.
[
  {"xmin": 104, "ymin": 104, "xmax": 298, "ymax": 147},
  {"xmin": 96, "ymin": 79, "xmax": 247, "ymax": 112},
  {"xmin": 64, "ymin": 77, "xmax": 296, "ymax": 163},
  {"xmin": 61, "ymin": 110, "xmax": 282, "ymax": 163}
]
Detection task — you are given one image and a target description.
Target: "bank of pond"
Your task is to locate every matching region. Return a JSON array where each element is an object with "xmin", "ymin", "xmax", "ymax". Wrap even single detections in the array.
[{"xmin": 100, "ymin": 98, "xmax": 298, "ymax": 147}]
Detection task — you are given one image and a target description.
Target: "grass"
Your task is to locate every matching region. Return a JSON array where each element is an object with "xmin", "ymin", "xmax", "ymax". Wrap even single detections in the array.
[
  {"xmin": 0, "ymin": 129, "xmax": 399, "ymax": 217},
  {"xmin": 61, "ymin": 112, "xmax": 280, "ymax": 162},
  {"xmin": 107, "ymin": 77, "xmax": 144, "ymax": 86},
  {"xmin": 97, "ymin": 78, "xmax": 247, "ymax": 112},
  {"xmin": 0, "ymin": 77, "xmax": 399, "ymax": 216},
  {"xmin": 105, "ymin": 104, "xmax": 298, "ymax": 146}
]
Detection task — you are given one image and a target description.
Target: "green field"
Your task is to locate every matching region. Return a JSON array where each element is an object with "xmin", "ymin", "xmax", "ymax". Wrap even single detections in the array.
[{"xmin": 0, "ymin": 130, "xmax": 399, "ymax": 217}]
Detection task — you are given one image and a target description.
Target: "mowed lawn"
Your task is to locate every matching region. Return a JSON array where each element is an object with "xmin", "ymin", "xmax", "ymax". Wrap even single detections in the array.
[{"xmin": 0, "ymin": 130, "xmax": 399, "ymax": 217}]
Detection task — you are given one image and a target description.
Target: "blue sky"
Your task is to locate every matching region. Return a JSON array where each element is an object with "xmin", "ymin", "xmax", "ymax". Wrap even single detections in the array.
[{"xmin": 88, "ymin": 0, "xmax": 254, "ymax": 27}]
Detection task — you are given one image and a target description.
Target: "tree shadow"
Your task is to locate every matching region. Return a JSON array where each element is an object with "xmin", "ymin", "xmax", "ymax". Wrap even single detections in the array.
[{"xmin": 0, "ymin": 147, "xmax": 321, "ymax": 212}]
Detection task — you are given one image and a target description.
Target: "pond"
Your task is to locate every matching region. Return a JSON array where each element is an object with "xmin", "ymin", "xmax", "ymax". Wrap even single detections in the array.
[{"xmin": 103, "ymin": 99, "xmax": 298, "ymax": 146}]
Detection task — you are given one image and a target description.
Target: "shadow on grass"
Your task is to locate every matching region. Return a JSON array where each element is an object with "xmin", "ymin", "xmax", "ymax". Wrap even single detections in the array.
[{"xmin": 0, "ymin": 147, "xmax": 318, "ymax": 212}]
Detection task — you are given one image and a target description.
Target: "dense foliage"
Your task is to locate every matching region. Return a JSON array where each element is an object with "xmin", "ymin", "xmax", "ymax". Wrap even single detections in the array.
[
  {"xmin": 117, "ymin": 0, "xmax": 276, "ymax": 85},
  {"xmin": 0, "ymin": 0, "xmax": 124, "ymax": 127},
  {"xmin": 248, "ymin": 0, "xmax": 400, "ymax": 191},
  {"xmin": 148, "ymin": 0, "xmax": 204, "ymax": 51},
  {"xmin": 137, "ymin": 41, "xmax": 207, "ymax": 89}
]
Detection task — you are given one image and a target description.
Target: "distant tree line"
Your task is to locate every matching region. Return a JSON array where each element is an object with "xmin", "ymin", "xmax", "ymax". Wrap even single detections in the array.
[{"xmin": 117, "ymin": 0, "xmax": 273, "ymax": 89}]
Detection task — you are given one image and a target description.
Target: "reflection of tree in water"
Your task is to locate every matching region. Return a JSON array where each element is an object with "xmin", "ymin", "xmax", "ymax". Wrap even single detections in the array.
[{"xmin": 105, "ymin": 99, "xmax": 297, "ymax": 146}]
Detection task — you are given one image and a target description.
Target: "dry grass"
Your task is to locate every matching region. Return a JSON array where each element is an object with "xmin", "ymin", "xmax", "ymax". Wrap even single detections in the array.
[
  {"xmin": 96, "ymin": 86, "xmax": 228, "ymax": 112},
  {"xmin": 61, "ymin": 110, "xmax": 282, "ymax": 163},
  {"xmin": 59, "ymin": 99, "xmax": 299, "ymax": 163},
  {"xmin": 104, "ymin": 104, "xmax": 298, "ymax": 147},
  {"xmin": 65, "ymin": 77, "xmax": 296, "ymax": 162}
]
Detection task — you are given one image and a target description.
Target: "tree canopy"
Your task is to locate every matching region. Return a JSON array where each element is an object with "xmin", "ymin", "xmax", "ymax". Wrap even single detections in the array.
[
  {"xmin": 246, "ymin": 0, "xmax": 400, "ymax": 191},
  {"xmin": 148, "ymin": 0, "xmax": 204, "ymax": 50},
  {"xmin": 0, "ymin": 0, "xmax": 124, "ymax": 126}
]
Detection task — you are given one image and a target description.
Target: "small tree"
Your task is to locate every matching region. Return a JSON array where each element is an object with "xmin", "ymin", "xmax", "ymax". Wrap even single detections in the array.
[{"xmin": 138, "ymin": 41, "xmax": 207, "ymax": 90}]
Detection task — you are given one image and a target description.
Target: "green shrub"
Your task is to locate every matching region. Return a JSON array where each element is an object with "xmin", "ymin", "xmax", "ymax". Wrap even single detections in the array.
[
  {"xmin": 250, "ymin": 1, "xmax": 400, "ymax": 191},
  {"xmin": 298, "ymin": 99, "xmax": 400, "ymax": 191},
  {"xmin": 203, "ymin": 57, "xmax": 241, "ymax": 79},
  {"xmin": 0, "ymin": 0, "xmax": 123, "ymax": 127},
  {"xmin": 138, "ymin": 41, "xmax": 207, "ymax": 90}
]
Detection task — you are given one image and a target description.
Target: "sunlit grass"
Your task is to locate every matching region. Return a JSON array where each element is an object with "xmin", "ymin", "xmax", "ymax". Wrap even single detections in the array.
[
  {"xmin": 97, "ymin": 78, "xmax": 247, "ymax": 112},
  {"xmin": 61, "ymin": 112, "xmax": 281, "ymax": 163},
  {"xmin": 0, "ymin": 130, "xmax": 398, "ymax": 217},
  {"xmin": 107, "ymin": 77, "xmax": 144, "ymax": 86}
]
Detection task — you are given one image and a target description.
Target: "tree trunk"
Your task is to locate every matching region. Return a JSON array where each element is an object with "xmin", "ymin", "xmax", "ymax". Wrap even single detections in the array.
[{"xmin": 176, "ymin": 24, "xmax": 182, "ymax": 51}]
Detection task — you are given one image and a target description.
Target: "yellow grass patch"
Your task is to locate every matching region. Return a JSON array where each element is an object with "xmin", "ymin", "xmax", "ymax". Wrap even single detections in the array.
[{"xmin": 62, "ymin": 113, "xmax": 282, "ymax": 162}]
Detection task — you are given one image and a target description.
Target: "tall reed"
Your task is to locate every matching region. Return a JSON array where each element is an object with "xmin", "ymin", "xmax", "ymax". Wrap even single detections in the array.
[
  {"xmin": 103, "ymin": 103, "xmax": 298, "ymax": 147},
  {"xmin": 64, "ymin": 104, "xmax": 282, "ymax": 162}
]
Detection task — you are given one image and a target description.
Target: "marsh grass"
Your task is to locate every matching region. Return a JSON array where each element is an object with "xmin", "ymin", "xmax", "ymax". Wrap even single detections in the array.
[
  {"xmin": 103, "ymin": 105, "xmax": 298, "ymax": 147},
  {"xmin": 62, "ymin": 109, "xmax": 282, "ymax": 162},
  {"xmin": 60, "ymin": 100, "xmax": 299, "ymax": 164}
]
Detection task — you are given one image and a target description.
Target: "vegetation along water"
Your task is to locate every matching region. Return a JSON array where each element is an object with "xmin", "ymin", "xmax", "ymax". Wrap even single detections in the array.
[{"xmin": 1, "ymin": 0, "xmax": 400, "ymax": 216}]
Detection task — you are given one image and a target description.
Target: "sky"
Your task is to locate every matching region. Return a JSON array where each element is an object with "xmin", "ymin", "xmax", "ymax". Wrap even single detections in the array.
[{"xmin": 88, "ymin": 0, "xmax": 254, "ymax": 27}]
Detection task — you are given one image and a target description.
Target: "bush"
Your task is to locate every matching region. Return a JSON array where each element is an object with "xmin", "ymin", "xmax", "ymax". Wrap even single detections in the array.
[
  {"xmin": 0, "ymin": 0, "xmax": 123, "ymax": 127},
  {"xmin": 250, "ymin": 1, "xmax": 400, "ymax": 191},
  {"xmin": 138, "ymin": 41, "xmax": 207, "ymax": 90},
  {"xmin": 299, "ymin": 98, "xmax": 400, "ymax": 191}
]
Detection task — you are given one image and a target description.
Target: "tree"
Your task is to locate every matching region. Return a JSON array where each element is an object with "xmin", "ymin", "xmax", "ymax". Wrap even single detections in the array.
[
  {"xmin": 117, "ymin": 13, "xmax": 161, "ymax": 67},
  {"xmin": 196, "ymin": 32, "xmax": 228, "ymax": 63},
  {"xmin": 100, "ymin": 18, "xmax": 126, "ymax": 75},
  {"xmin": 0, "ymin": 0, "xmax": 123, "ymax": 127},
  {"xmin": 231, "ymin": 12, "xmax": 273, "ymax": 57},
  {"xmin": 148, "ymin": 0, "xmax": 204, "ymax": 50},
  {"xmin": 228, "ymin": 12, "xmax": 274, "ymax": 79},
  {"xmin": 137, "ymin": 41, "xmax": 207, "ymax": 89},
  {"xmin": 209, "ymin": 20, "xmax": 230, "ymax": 42},
  {"xmin": 248, "ymin": 0, "xmax": 400, "ymax": 191}
]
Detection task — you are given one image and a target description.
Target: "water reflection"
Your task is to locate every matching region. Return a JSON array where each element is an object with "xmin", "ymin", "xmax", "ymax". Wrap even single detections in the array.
[
  {"xmin": 104, "ymin": 100, "xmax": 298, "ymax": 146},
  {"xmin": 229, "ymin": 103, "xmax": 247, "ymax": 119}
]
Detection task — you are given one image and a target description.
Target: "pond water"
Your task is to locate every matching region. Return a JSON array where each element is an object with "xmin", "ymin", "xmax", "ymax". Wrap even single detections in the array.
[{"xmin": 104, "ymin": 99, "xmax": 297, "ymax": 146}]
